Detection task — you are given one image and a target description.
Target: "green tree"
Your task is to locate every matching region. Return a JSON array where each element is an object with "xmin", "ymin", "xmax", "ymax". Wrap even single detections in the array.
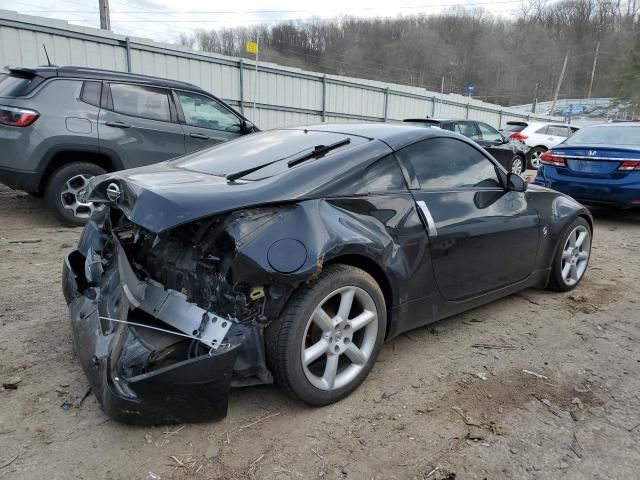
[{"xmin": 614, "ymin": 35, "xmax": 640, "ymax": 111}]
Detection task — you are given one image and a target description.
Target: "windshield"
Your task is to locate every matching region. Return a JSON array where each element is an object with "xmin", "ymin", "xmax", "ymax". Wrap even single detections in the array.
[
  {"xmin": 564, "ymin": 125, "xmax": 640, "ymax": 147},
  {"xmin": 172, "ymin": 129, "xmax": 364, "ymax": 179}
]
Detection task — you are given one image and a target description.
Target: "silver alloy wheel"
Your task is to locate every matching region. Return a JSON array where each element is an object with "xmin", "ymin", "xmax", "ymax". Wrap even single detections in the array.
[
  {"xmin": 511, "ymin": 156, "xmax": 524, "ymax": 175},
  {"xmin": 60, "ymin": 174, "xmax": 104, "ymax": 218},
  {"xmin": 301, "ymin": 285, "xmax": 378, "ymax": 391},
  {"xmin": 530, "ymin": 149, "xmax": 544, "ymax": 168},
  {"xmin": 561, "ymin": 225, "xmax": 590, "ymax": 286}
]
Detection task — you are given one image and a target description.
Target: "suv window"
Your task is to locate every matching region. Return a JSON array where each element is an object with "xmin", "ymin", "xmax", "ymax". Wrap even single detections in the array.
[
  {"xmin": 547, "ymin": 125, "xmax": 569, "ymax": 137},
  {"xmin": 477, "ymin": 122, "xmax": 503, "ymax": 142},
  {"xmin": 109, "ymin": 83, "xmax": 171, "ymax": 122},
  {"xmin": 0, "ymin": 73, "xmax": 38, "ymax": 97},
  {"xmin": 398, "ymin": 137, "xmax": 500, "ymax": 190},
  {"xmin": 535, "ymin": 125, "xmax": 549, "ymax": 135},
  {"xmin": 177, "ymin": 91, "xmax": 242, "ymax": 132},
  {"xmin": 80, "ymin": 81, "xmax": 102, "ymax": 107},
  {"xmin": 455, "ymin": 122, "xmax": 481, "ymax": 140}
]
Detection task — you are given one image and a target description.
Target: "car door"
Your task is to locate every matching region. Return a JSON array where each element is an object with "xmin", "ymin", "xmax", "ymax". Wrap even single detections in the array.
[
  {"xmin": 98, "ymin": 83, "xmax": 185, "ymax": 169},
  {"xmin": 174, "ymin": 90, "xmax": 244, "ymax": 153},
  {"xmin": 395, "ymin": 136, "xmax": 540, "ymax": 301},
  {"xmin": 475, "ymin": 121, "xmax": 513, "ymax": 169}
]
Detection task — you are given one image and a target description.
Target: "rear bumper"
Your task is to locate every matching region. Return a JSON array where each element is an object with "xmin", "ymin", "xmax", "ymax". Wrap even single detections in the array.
[
  {"xmin": 0, "ymin": 165, "xmax": 40, "ymax": 192},
  {"xmin": 534, "ymin": 166, "xmax": 640, "ymax": 207},
  {"xmin": 62, "ymin": 228, "xmax": 242, "ymax": 425}
]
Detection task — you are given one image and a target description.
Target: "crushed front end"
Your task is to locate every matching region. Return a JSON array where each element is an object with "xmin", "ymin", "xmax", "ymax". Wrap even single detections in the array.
[{"xmin": 62, "ymin": 207, "xmax": 289, "ymax": 425}]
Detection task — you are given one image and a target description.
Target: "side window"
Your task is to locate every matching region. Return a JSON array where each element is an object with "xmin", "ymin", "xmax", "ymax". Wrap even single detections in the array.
[
  {"xmin": 455, "ymin": 122, "xmax": 481, "ymax": 140},
  {"xmin": 535, "ymin": 125, "xmax": 549, "ymax": 135},
  {"xmin": 109, "ymin": 83, "xmax": 171, "ymax": 122},
  {"xmin": 80, "ymin": 81, "xmax": 102, "ymax": 107},
  {"xmin": 477, "ymin": 122, "xmax": 503, "ymax": 142},
  {"xmin": 177, "ymin": 91, "xmax": 242, "ymax": 133},
  {"xmin": 364, "ymin": 155, "xmax": 407, "ymax": 193},
  {"xmin": 548, "ymin": 125, "xmax": 569, "ymax": 137},
  {"xmin": 397, "ymin": 137, "xmax": 501, "ymax": 190},
  {"xmin": 441, "ymin": 123, "xmax": 455, "ymax": 132}
]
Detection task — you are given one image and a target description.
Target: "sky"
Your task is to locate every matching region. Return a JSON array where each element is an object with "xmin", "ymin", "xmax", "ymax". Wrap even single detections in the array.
[{"xmin": 0, "ymin": 0, "xmax": 529, "ymax": 43}]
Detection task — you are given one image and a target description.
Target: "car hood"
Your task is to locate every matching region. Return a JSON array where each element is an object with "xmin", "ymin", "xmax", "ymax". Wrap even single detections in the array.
[{"xmin": 86, "ymin": 163, "xmax": 306, "ymax": 233}]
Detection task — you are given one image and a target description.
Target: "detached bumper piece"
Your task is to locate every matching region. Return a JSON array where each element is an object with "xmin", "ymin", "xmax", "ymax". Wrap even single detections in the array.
[{"xmin": 62, "ymin": 224, "xmax": 241, "ymax": 425}]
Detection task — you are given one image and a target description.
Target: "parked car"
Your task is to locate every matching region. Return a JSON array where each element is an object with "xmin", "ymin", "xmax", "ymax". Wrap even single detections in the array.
[
  {"xmin": 0, "ymin": 66, "xmax": 257, "ymax": 225},
  {"xmin": 507, "ymin": 122, "xmax": 580, "ymax": 169},
  {"xmin": 534, "ymin": 123, "xmax": 640, "ymax": 208},
  {"xmin": 62, "ymin": 123, "xmax": 593, "ymax": 424},
  {"xmin": 403, "ymin": 118, "xmax": 528, "ymax": 174}
]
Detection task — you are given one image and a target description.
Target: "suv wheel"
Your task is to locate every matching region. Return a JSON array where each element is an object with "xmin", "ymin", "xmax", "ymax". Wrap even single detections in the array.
[
  {"xmin": 44, "ymin": 162, "xmax": 107, "ymax": 226},
  {"xmin": 528, "ymin": 146, "xmax": 547, "ymax": 169}
]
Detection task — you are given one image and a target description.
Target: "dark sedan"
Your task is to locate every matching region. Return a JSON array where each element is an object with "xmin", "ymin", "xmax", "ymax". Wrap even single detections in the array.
[
  {"xmin": 403, "ymin": 118, "xmax": 528, "ymax": 174},
  {"xmin": 62, "ymin": 124, "xmax": 593, "ymax": 424}
]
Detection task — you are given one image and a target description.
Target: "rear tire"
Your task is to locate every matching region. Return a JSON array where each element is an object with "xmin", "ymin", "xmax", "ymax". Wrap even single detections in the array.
[
  {"xmin": 44, "ymin": 162, "xmax": 107, "ymax": 227},
  {"xmin": 547, "ymin": 217, "xmax": 592, "ymax": 292},
  {"xmin": 266, "ymin": 264, "xmax": 387, "ymax": 406},
  {"xmin": 528, "ymin": 146, "xmax": 547, "ymax": 169}
]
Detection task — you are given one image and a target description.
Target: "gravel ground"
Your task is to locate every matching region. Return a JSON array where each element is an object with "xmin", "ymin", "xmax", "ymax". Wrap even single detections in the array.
[{"xmin": 1, "ymin": 183, "xmax": 639, "ymax": 480}]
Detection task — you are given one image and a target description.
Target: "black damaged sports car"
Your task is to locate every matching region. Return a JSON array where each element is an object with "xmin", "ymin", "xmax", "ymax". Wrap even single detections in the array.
[{"xmin": 62, "ymin": 124, "xmax": 593, "ymax": 424}]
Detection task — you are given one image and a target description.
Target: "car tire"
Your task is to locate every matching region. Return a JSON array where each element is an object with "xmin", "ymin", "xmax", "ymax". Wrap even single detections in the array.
[
  {"xmin": 266, "ymin": 264, "xmax": 387, "ymax": 406},
  {"xmin": 528, "ymin": 146, "xmax": 547, "ymax": 169},
  {"xmin": 510, "ymin": 155, "xmax": 525, "ymax": 175},
  {"xmin": 547, "ymin": 217, "xmax": 592, "ymax": 292},
  {"xmin": 44, "ymin": 162, "xmax": 107, "ymax": 227}
]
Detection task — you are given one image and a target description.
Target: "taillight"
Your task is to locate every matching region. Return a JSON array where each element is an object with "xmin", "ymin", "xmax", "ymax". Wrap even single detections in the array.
[
  {"xmin": 0, "ymin": 105, "xmax": 40, "ymax": 127},
  {"xmin": 510, "ymin": 132, "xmax": 528, "ymax": 140},
  {"xmin": 540, "ymin": 150, "xmax": 566, "ymax": 167},
  {"xmin": 618, "ymin": 160, "xmax": 640, "ymax": 171}
]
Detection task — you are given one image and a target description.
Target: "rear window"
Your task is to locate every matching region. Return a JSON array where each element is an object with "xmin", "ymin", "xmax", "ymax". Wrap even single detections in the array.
[
  {"xmin": 173, "ymin": 129, "xmax": 366, "ymax": 179},
  {"xmin": 501, "ymin": 125, "xmax": 525, "ymax": 133},
  {"xmin": 564, "ymin": 126, "xmax": 640, "ymax": 147},
  {"xmin": 109, "ymin": 83, "xmax": 171, "ymax": 122},
  {"xmin": 0, "ymin": 73, "xmax": 38, "ymax": 97}
]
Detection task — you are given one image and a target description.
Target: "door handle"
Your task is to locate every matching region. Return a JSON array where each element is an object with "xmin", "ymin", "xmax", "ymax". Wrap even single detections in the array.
[
  {"xmin": 105, "ymin": 121, "xmax": 130, "ymax": 128},
  {"xmin": 189, "ymin": 133, "xmax": 209, "ymax": 140},
  {"xmin": 416, "ymin": 200, "xmax": 438, "ymax": 237}
]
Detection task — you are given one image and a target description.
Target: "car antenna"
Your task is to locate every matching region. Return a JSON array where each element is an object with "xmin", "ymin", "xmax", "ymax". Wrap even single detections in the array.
[{"xmin": 42, "ymin": 44, "xmax": 54, "ymax": 67}]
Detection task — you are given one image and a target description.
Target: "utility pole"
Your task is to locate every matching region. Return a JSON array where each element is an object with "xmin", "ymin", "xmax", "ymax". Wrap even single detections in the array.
[
  {"xmin": 550, "ymin": 50, "xmax": 569, "ymax": 116},
  {"xmin": 99, "ymin": 0, "xmax": 111, "ymax": 30},
  {"xmin": 531, "ymin": 81, "xmax": 540, "ymax": 113},
  {"xmin": 587, "ymin": 41, "xmax": 600, "ymax": 99}
]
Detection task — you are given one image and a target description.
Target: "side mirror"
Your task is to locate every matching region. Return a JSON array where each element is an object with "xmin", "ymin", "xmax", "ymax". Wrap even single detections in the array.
[
  {"xmin": 507, "ymin": 172, "xmax": 527, "ymax": 192},
  {"xmin": 241, "ymin": 119, "xmax": 256, "ymax": 134}
]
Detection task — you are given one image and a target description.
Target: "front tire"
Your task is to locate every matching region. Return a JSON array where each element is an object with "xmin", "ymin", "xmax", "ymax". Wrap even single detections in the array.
[
  {"xmin": 510, "ymin": 155, "xmax": 525, "ymax": 175},
  {"xmin": 266, "ymin": 264, "xmax": 387, "ymax": 406},
  {"xmin": 44, "ymin": 162, "xmax": 107, "ymax": 227},
  {"xmin": 547, "ymin": 218, "xmax": 592, "ymax": 292}
]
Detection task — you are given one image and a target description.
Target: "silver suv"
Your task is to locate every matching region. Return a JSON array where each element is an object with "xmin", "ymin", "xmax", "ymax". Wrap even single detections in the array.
[{"xmin": 0, "ymin": 66, "xmax": 256, "ymax": 225}]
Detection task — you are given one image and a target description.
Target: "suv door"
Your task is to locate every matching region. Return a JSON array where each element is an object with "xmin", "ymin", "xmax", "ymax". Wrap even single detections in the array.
[
  {"xmin": 98, "ymin": 83, "xmax": 185, "ymax": 168},
  {"xmin": 174, "ymin": 90, "xmax": 244, "ymax": 152},
  {"xmin": 476, "ymin": 121, "xmax": 513, "ymax": 170},
  {"xmin": 396, "ymin": 137, "xmax": 540, "ymax": 300}
]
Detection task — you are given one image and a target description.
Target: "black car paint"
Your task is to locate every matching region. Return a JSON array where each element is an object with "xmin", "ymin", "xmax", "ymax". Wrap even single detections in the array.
[{"xmin": 62, "ymin": 123, "xmax": 592, "ymax": 424}]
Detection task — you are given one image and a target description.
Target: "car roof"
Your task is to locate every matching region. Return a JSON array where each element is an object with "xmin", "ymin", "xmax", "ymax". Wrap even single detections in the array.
[
  {"xmin": 403, "ymin": 118, "xmax": 483, "ymax": 124},
  {"xmin": 289, "ymin": 122, "xmax": 466, "ymax": 150},
  {"xmin": 8, "ymin": 66, "xmax": 204, "ymax": 93}
]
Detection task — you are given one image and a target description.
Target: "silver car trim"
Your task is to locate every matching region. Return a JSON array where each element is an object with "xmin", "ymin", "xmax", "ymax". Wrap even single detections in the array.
[{"xmin": 416, "ymin": 200, "xmax": 438, "ymax": 237}]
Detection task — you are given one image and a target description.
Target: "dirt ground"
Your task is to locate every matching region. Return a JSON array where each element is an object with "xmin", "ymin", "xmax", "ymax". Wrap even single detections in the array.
[{"xmin": 1, "ymin": 183, "xmax": 639, "ymax": 480}]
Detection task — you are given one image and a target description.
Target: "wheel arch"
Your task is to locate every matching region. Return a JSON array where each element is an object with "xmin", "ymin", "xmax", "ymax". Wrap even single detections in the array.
[
  {"xmin": 323, "ymin": 253, "xmax": 394, "ymax": 336},
  {"xmin": 38, "ymin": 149, "xmax": 122, "ymax": 193}
]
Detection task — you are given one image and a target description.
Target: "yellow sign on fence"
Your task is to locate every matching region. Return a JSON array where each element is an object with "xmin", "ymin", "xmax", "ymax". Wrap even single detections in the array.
[{"xmin": 246, "ymin": 41, "xmax": 258, "ymax": 54}]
